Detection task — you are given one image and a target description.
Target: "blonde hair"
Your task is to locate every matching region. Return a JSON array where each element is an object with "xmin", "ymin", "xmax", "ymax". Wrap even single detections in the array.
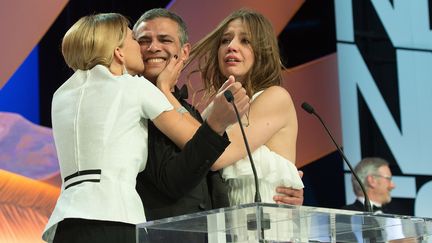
[
  {"xmin": 187, "ymin": 8, "xmax": 284, "ymax": 99},
  {"xmin": 62, "ymin": 13, "xmax": 130, "ymax": 71}
]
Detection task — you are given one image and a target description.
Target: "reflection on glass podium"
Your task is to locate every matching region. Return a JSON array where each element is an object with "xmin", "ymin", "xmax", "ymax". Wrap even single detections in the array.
[{"xmin": 137, "ymin": 203, "xmax": 432, "ymax": 242}]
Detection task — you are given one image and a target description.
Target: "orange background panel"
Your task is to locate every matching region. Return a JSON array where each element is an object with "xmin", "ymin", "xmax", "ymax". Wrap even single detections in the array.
[
  {"xmin": 0, "ymin": 0, "xmax": 68, "ymax": 89},
  {"xmin": 170, "ymin": 0, "xmax": 305, "ymax": 44},
  {"xmin": 0, "ymin": 169, "xmax": 60, "ymax": 242},
  {"xmin": 283, "ymin": 54, "xmax": 341, "ymax": 168}
]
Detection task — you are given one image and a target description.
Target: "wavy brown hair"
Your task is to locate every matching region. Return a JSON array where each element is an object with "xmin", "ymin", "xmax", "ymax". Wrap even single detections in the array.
[{"xmin": 187, "ymin": 8, "xmax": 284, "ymax": 100}]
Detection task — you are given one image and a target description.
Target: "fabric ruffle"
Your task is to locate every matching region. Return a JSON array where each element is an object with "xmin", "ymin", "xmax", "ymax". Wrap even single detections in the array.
[{"xmin": 222, "ymin": 145, "xmax": 304, "ymax": 190}]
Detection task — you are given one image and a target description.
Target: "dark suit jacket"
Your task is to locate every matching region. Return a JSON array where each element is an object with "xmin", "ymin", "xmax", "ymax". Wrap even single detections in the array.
[
  {"xmin": 342, "ymin": 199, "xmax": 369, "ymax": 212},
  {"xmin": 341, "ymin": 200, "xmax": 385, "ymax": 242},
  {"xmin": 342, "ymin": 199, "xmax": 387, "ymax": 213},
  {"xmin": 136, "ymin": 87, "xmax": 230, "ymax": 221}
]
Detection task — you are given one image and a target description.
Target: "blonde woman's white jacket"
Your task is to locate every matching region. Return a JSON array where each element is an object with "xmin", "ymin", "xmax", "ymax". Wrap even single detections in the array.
[{"xmin": 42, "ymin": 65, "xmax": 173, "ymax": 241}]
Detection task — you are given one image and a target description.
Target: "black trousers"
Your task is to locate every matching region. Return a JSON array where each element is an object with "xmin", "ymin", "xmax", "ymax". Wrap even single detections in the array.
[{"xmin": 53, "ymin": 218, "xmax": 135, "ymax": 243}]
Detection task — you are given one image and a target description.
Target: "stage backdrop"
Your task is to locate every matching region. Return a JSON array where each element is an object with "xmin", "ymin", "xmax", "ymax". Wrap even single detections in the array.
[
  {"xmin": 1, "ymin": 0, "xmax": 431, "ymax": 242},
  {"xmin": 335, "ymin": 0, "xmax": 432, "ymax": 217}
]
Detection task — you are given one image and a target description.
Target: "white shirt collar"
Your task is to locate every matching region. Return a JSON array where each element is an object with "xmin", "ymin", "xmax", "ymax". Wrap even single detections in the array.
[{"xmin": 357, "ymin": 197, "xmax": 382, "ymax": 207}]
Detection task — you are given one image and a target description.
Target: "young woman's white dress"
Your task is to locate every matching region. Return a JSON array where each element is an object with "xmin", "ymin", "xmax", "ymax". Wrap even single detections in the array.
[
  {"xmin": 222, "ymin": 91, "xmax": 304, "ymax": 204},
  {"xmin": 222, "ymin": 91, "xmax": 305, "ymax": 242}
]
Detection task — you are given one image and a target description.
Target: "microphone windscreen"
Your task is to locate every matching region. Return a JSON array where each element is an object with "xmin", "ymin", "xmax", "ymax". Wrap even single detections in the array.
[
  {"xmin": 224, "ymin": 90, "xmax": 234, "ymax": 102},
  {"xmin": 301, "ymin": 102, "xmax": 315, "ymax": 114}
]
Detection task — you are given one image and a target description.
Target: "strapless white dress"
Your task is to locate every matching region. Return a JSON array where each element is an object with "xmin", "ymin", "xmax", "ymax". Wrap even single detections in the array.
[
  {"xmin": 223, "ymin": 145, "xmax": 304, "ymax": 205},
  {"xmin": 222, "ymin": 90, "xmax": 304, "ymax": 205},
  {"xmin": 222, "ymin": 91, "xmax": 307, "ymax": 242}
]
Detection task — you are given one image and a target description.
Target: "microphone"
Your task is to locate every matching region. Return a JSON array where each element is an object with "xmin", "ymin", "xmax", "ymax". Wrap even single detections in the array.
[
  {"xmin": 224, "ymin": 90, "xmax": 261, "ymax": 203},
  {"xmin": 301, "ymin": 102, "xmax": 373, "ymax": 213},
  {"xmin": 224, "ymin": 90, "xmax": 270, "ymax": 238}
]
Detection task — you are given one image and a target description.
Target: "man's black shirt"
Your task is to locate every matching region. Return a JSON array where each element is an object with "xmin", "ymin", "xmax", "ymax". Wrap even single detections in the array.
[{"xmin": 136, "ymin": 85, "xmax": 230, "ymax": 220}]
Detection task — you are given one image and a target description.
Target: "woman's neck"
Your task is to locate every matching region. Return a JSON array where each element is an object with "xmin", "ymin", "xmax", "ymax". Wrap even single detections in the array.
[{"xmin": 109, "ymin": 62, "xmax": 123, "ymax": 76}]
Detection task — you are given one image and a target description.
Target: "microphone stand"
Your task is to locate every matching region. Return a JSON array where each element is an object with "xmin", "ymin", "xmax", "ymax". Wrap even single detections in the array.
[
  {"xmin": 224, "ymin": 91, "xmax": 270, "ymax": 242},
  {"xmin": 301, "ymin": 102, "xmax": 373, "ymax": 213}
]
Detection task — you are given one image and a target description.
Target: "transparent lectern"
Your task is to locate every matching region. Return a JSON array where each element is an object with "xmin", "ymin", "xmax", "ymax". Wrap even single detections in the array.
[{"xmin": 136, "ymin": 203, "xmax": 432, "ymax": 242}]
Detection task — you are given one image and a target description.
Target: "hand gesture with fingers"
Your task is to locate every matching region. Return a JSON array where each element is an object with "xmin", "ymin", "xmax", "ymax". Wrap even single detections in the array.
[
  {"xmin": 156, "ymin": 55, "xmax": 184, "ymax": 92},
  {"xmin": 206, "ymin": 75, "xmax": 250, "ymax": 134}
]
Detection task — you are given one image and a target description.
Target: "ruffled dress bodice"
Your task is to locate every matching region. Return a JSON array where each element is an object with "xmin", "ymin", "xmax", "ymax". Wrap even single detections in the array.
[
  {"xmin": 222, "ymin": 91, "xmax": 304, "ymax": 205},
  {"xmin": 223, "ymin": 145, "xmax": 304, "ymax": 205}
]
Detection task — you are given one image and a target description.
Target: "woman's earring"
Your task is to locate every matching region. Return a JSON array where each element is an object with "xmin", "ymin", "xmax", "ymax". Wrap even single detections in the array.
[{"xmin": 122, "ymin": 65, "xmax": 128, "ymax": 75}]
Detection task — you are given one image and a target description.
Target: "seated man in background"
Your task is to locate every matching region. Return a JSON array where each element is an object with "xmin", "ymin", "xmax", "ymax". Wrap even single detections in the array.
[{"xmin": 343, "ymin": 157, "xmax": 396, "ymax": 213}]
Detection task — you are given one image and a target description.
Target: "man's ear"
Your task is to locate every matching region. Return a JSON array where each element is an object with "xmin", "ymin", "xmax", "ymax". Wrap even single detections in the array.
[
  {"xmin": 182, "ymin": 43, "xmax": 191, "ymax": 60},
  {"xmin": 366, "ymin": 175, "xmax": 376, "ymax": 188},
  {"xmin": 113, "ymin": 47, "xmax": 125, "ymax": 64}
]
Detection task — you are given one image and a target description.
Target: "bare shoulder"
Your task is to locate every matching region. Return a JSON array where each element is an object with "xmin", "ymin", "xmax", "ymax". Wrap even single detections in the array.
[
  {"xmin": 251, "ymin": 86, "xmax": 297, "ymax": 124},
  {"xmin": 256, "ymin": 86, "xmax": 294, "ymax": 107}
]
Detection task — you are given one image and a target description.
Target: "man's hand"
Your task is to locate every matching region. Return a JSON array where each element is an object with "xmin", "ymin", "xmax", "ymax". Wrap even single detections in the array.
[
  {"xmin": 273, "ymin": 187, "xmax": 304, "ymax": 205},
  {"xmin": 206, "ymin": 75, "xmax": 250, "ymax": 134},
  {"xmin": 273, "ymin": 171, "xmax": 304, "ymax": 205}
]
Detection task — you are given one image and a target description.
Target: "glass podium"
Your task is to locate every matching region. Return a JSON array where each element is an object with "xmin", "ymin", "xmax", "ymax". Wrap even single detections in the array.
[{"xmin": 136, "ymin": 203, "xmax": 432, "ymax": 242}]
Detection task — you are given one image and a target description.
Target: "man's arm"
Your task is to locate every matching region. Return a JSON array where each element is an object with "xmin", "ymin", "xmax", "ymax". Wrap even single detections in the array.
[
  {"xmin": 138, "ymin": 94, "xmax": 230, "ymax": 200},
  {"xmin": 140, "ymin": 120, "xmax": 230, "ymax": 200},
  {"xmin": 273, "ymin": 170, "xmax": 304, "ymax": 205},
  {"xmin": 273, "ymin": 187, "xmax": 304, "ymax": 205},
  {"xmin": 139, "ymin": 76, "xmax": 248, "ymax": 200}
]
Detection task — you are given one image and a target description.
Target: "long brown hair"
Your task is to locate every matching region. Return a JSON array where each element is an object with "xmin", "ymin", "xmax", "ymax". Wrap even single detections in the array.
[{"xmin": 187, "ymin": 8, "xmax": 284, "ymax": 100}]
